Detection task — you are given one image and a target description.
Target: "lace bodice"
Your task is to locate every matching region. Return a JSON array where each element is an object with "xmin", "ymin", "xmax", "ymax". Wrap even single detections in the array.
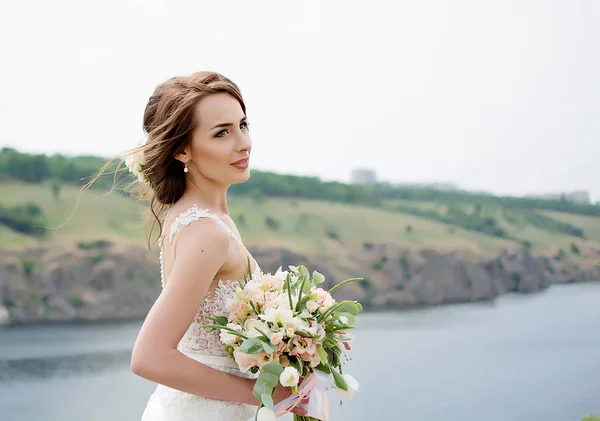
[{"xmin": 159, "ymin": 204, "xmax": 259, "ymax": 357}]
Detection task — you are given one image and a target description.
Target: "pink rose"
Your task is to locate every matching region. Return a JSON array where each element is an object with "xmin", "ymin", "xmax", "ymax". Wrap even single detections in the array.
[{"xmin": 233, "ymin": 349, "xmax": 259, "ymax": 373}]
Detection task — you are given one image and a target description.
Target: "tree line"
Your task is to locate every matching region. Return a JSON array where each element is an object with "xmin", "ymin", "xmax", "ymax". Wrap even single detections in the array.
[{"xmin": 1, "ymin": 147, "xmax": 599, "ymax": 219}]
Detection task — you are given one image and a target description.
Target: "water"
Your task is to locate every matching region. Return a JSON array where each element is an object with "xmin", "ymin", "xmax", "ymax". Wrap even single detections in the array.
[{"xmin": 1, "ymin": 282, "xmax": 599, "ymax": 421}]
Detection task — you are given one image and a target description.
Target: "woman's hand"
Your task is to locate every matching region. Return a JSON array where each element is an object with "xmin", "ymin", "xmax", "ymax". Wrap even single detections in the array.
[{"xmin": 272, "ymin": 383, "xmax": 310, "ymax": 417}]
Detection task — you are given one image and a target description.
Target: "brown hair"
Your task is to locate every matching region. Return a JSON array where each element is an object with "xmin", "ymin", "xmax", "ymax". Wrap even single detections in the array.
[{"xmin": 78, "ymin": 71, "xmax": 246, "ymax": 248}]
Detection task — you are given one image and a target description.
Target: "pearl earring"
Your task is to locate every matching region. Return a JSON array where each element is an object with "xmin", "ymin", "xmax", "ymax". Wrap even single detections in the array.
[{"xmin": 184, "ymin": 164, "xmax": 188, "ymax": 173}]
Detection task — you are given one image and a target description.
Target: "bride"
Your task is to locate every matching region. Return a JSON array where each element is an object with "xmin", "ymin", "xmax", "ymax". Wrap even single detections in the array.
[{"xmin": 128, "ymin": 72, "xmax": 308, "ymax": 420}]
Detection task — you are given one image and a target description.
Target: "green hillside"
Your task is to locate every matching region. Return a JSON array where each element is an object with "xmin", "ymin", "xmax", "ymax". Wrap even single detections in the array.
[
  {"xmin": 1, "ymin": 181, "xmax": 598, "ymax": 263},
  {"xmin": 1, "ymin": 147, "xmax": 598, "ymax": 262}
]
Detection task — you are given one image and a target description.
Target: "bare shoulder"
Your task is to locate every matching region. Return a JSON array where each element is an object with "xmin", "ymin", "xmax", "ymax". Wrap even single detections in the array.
[{"xmin": 172, "ymin": 215, "xmax": 230, "ymax": 263}]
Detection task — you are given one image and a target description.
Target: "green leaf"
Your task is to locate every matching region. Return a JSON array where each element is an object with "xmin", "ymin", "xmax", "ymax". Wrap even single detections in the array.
[
  {"xmin": 298, "ymin": 265, "xmax": 309, "ymax": 279},
  {"xmin": 331, "ymin": 367, "xmax": 348, "ymax": 391},
  {"xmin": 240, "ymin": 338, "xmax": 264, "ymax": 354},
  {"xmin": 315, "ymin": 363, "xmax": 331, "ymax": 374},
  {"xmin": 317, "ymin": 345, "xmax": 328, "ymax": 364},
  {"xmin": 336, "ymin": 312, "xmax": 356, "ymax": 326},
  {"xmin": 207, "ymin": 315, "xmax": 227, "ymax": 325},
  {"xmin": 303, "ymin": 278, "xmax": 313, "ymax": 294},
  {"xmin": 258, "ymin": 371, "xmax": 279, "ymax": 388},
  {"xmin": 338, "ymin": 301, "xmax": 363, "ymax": 315},
  {"xmin": 261, "ymin": 393, "xmax": 274, "ymax": 409},
  {"xmin": 312, "ymin": 271, "xmax": 325, "ymax": 284},
  {"xmin": 286, "ymin": 273, "xmax": 294, "ymax": 311},
  {"xmin": 296, "ymin": 276, "xmax": 308, "ymax": 313},
  {"xmin": 296, "ymin": 295, "xmax": 313, "ymax": 313},
  {"xmin": 328, "ymin": 277, "xmax": 363, "ymax": 294},
  {"xmin": 261, "ymin": 340, "xmax": 276, "ymax": 353},
  {"xmin": 263, "ymin": 361, "xmax": 284, "ymax": 378},
  {"xmin": 247, "ymin": 256, "xmax": 253, "ymax": 280},
  {"xmin": 198, "ymin": 324, "xmax": 248, "ymax": 339},
  {"xmin": 253, "ymin": 327, "xmax": 271, "ymax": 343},
  {"xmin": 252, "ymin": 380, "xmax": 271, "ymax": 400}
]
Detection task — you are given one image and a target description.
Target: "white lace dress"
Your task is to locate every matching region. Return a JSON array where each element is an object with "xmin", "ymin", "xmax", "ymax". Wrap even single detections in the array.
[{"xmin": 140, "ymin": 205, "xmax": 259, "ymax": 421}]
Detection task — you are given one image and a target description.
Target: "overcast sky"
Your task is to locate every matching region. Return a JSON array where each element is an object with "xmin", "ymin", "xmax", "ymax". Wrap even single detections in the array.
[{"xmin": 1, "ymin": 0, "xmax": 598, "ymax": 200}]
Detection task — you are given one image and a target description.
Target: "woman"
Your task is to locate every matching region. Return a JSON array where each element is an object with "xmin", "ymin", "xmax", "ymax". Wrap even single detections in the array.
[{"xmin": 127, "ymin": 72, "xmax": 308, "ymax": 420}]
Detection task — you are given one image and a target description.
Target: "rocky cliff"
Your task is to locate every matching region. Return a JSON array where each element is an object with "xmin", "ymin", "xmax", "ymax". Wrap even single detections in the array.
[{"xmin": 1, "ymin": 242, "xmax": 599, "ymax": 326}]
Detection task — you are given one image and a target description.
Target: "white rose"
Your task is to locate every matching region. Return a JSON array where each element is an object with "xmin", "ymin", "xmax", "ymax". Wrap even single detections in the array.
[
  {"xmin": 125, "ymin": 150, "xmax": 146, "ymax": 182},
  {"xmin": 276, "ymin": 293, "xmax": 298, "ymax": 311},
  {"xmin": 336, "ymin": 374, "xmax": 360, "ymax": 401},
  {"xmin": 259, "ymin": 307, "xmax": 294, "ymax": 326},
  {"xmin": 257, "ymin": 407, "xmax": 276, "ymax": 421},
  {"xmin": 306, "ymin": 300, "xmax": 319, "ymax": 313},
  {"xmin": 244, "ymin": 319, "xmax": 270, "ymax": 338},
  {"xmin": 279, "ymin": 366, "xmax": 300, "ymax": 387},
  {"xmin": 219, "ymin": 323, "xmax": 241, "ymax": 345},
  {"xmin": 244, "ymin": 281, "xmax": 265, "ymax": 304},
  {"xmin": 291, "ymin": 317, "xmax": 310, "ymax": 332},
  {"xmin": 274, "ymin": 269, "xmax": 289, "ymax": 282}
]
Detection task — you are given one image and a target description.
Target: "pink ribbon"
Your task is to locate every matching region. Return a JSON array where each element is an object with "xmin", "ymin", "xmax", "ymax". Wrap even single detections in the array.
[{"xmin": 272, "ymin": 370, "xmax": 335, "ymax": 420}]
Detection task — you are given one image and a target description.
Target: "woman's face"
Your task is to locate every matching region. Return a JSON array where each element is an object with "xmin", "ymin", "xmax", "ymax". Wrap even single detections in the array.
[{"xmin": 182, "ymin": 93, "xmax": 251, "ymax": 186}]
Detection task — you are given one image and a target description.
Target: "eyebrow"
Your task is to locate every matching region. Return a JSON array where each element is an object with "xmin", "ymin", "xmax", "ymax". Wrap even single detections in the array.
[{"xmin": 209, "ymin": 116, "xmax": 247, "ymax": 131}]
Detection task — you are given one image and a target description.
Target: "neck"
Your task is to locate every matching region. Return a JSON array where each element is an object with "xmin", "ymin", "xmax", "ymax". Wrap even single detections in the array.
[{"xmin": 183, "ymin": 176, "xmax": 230, "ymax": 215}]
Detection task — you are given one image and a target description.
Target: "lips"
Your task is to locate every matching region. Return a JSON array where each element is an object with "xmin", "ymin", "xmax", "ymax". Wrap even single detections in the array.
[{"xmin": 231, "ymin": 158, "xmax": 249, "ymax": 169}]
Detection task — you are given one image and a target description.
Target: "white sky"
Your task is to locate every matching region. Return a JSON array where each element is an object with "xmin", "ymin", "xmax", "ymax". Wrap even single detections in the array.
[{"xmin": 1, "ymin": 0, "xmax": 598, "ymax": 200}]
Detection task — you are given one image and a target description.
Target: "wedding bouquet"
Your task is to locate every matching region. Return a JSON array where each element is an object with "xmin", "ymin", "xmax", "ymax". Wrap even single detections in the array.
[{"xmin": 199, "ymin": 262, "xmax": 363, "ymax": 421}]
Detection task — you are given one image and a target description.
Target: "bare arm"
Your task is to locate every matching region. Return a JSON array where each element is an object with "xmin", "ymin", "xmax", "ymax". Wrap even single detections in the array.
[{"xmin": 130, "ymin": 218, "xmax": 258, "ymax": 405}]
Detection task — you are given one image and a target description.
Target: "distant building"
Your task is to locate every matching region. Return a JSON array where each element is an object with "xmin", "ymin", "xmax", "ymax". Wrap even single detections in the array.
[
  {"xmin": 395, "ymin": 182, "xmax": 459, "ymax": 191},
  {"xmin": 527, "ymin": 190, "xmax": 591, "ymax": 204},
  {"xmin": 351, "ymin": 169, "xmax": 377, "ymax": 185}
]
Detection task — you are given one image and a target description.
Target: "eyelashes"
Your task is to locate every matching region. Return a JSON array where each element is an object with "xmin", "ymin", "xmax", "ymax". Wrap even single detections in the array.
[{"xmin": 215, "ymin": 121, "xmax": 250, "ymax": 138}]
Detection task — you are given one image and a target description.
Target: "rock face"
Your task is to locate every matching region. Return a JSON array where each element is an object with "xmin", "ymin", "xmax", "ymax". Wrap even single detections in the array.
[
  {"xmin": 1, "ymin": 242, "xmax": 598, "ymax": 325},
  {"xmin": 0, "ymin": 243, "xmax": 161, "ymax": 325}
]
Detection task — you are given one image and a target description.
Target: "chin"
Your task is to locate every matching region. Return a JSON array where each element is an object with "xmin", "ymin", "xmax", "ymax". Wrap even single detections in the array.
[{"xmin": 230, "ymin": 169, "xmax": 251, "ymax": 184}]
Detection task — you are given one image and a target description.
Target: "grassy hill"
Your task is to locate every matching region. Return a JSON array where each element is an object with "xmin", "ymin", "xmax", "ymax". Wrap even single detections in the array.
[{"xmin": 1, "ymin": 181, "xmax": 598, "ymax": 263}]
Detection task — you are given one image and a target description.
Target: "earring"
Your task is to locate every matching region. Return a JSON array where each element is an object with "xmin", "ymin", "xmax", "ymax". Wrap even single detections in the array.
[{"xmin": 184, "ymin": 163, "xmax": 188, "ymax": 173}]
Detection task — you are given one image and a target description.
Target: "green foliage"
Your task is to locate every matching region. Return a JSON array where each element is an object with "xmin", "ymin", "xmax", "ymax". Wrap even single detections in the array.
[
  {"xmin": 395, "ymin": 204, "xmax": 510, "ymax": 239},
  {"xmin": 249, "ymin": 187, "xmax": 264, "ymax": 203},
  {"xmin": 69, "ymin": 296, "xmax": 85, "ymax": 308},
  {"xmin": 265, "ymin": 216, "xmax": 280, "ymax": 231},
  {"xmin": 506, "ymin": 210, "xmax": 585, "ymax": 238},
  {"xmin": 0, "ymin": 202, "xmax": 47, "ymax": 236},
  {"xmin": 77, "ymin": 239, "xmax": 112, "ymax": 250},
  {"xmin": 405, "ymin": 224, "xmax": 413, "ymax": 233},
  {"xmin": 51, "ymin": 179, "xmax": 61, "ymax": 201},
  {"xmin": 362, "ymin": 241, "xmax": 374, "ymax": 250},
  {"xmin": 372, "ymin": 254, "xmax": 387, "ymax": 271},
  {"xmin": 91, "ymin": 253, "xmax": 105, "ymax": 264},
  {"xmin": 325, "ymin": 228, "xmax": 340, "ymax": 241},
  {"xmin": 570, "ymin": 242, "xmax": 581, "ymax": 255},
  {"xmin": 3, "ymin": 148, "xmax": 600, "ymax": 220},
  {"xmin": 400, "ymin": 252, "xmax": 411, "ymax": 280},
  {"xmin": 21, "ymin": 259, "xmax": 35, "ymax": 276},
  {"xmin": 581, "ymin": 415, "xmax": 600, "ymax": 421},
  {"xmin": 0, "ymin": 147, "xmax": 131, "ymax": 190},
  {"xmin": 358, "ymin": 278, "xmax": 371, "ymax": 289}
]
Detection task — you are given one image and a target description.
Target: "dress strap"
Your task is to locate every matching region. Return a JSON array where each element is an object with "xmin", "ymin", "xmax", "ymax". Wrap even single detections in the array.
[{"xmin": 167, "ymin": 204, "xmax": 240, "ymax": 246}]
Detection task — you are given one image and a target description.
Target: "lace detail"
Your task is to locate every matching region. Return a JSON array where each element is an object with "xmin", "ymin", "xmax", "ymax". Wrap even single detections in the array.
[
  {"xmin": 178, "ymin": 279, "xmax": 239, "ymax": 356},
  {"xmin": 159, "ymin": 204, "xmax": 260, "ymax": 356},
  {"xmin": 168, "ymin": 204, "xmax": 240, "ymax": 246}
]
